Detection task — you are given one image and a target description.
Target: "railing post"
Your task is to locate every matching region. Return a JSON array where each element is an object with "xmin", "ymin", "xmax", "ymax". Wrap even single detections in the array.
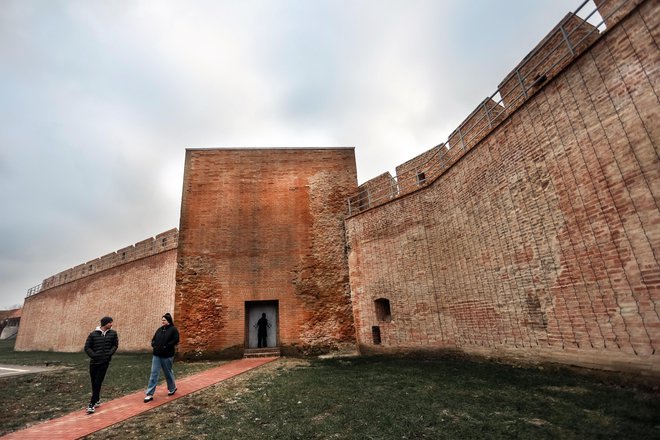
[
  {"xmin": 482, "ymin": 101, "xmax": 493, "ymax": 128},
  {"xmin": 26, "ymin": 283, "xmax": 43, "ymax": 297},
  {"xmin": 559, "ymin": 24, "xmax": 575, "ymax": 56},
  {"xmin": 458, "ymin": 127, "xmax": 466, "ymax": 151},
  {"xmin": 515, "ymin": 68, "xmax": 528, "ymax": 99}
]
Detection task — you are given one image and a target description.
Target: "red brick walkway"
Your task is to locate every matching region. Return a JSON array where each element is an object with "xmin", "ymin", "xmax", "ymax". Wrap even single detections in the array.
[{"xmin": 1, "ymin": 357, "xmax": 277, "ymax": 440}]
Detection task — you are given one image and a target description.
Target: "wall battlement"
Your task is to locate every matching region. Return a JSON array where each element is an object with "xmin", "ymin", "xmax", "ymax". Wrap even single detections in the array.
[
  {"xmin": 28, "ymin": 228, "xmax": 178, "ymax": 297},
  {"xmin": 346, "ymin": 0, "xmax": 659, "ymax": 376},
  {"xmin": 348, "ymin": 2, "xmax": 612, "ymax": 216}
]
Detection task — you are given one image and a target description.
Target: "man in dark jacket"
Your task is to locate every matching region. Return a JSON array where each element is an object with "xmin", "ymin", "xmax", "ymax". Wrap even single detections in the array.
[
  {"xmin": 84, "ymin": 316, "xmax": 119, "ymax": 414},
  {"xmin": 144, "ymin": 313, "xmax": 180, "ymax": 402}
]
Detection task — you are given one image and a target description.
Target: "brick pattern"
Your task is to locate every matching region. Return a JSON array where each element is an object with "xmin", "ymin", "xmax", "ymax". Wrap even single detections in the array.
[
  {"xmin": 595, "ymin": 0, "xmax": 645, "ymax": 28},
  {"xmin": 346, "ymin": 0, "xmax": 659, "ymax": 375},
  {"xmin": 348, "ymin": 8, "xmax": 605, "ymax": 217},
  {"xmin": 499, "ymin": 13, "xmax": 599, "ymax": 114},
  {"xmin": 15, "ymin": 249, "xmax": 177, "ymax": 352},
  {"xmin": 395, "ymin": 145, "xmax": 444, "ymax": 196},
  {"xmin": 447, "ymin": 98, "xmax": 506, "ymax": 154},
  {"xmin": 175, "ymin": 148, "xmax": 358, "ymax": 357},
  {"xmin": 350, "ymin": 172, "xmax": 395, "ymax": 214}
]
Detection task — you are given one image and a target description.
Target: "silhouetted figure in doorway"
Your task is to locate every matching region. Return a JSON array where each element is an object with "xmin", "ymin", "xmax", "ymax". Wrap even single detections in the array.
[{"xmin": 255, "ymin": 313, "xmax": 271, "ymax": 348}]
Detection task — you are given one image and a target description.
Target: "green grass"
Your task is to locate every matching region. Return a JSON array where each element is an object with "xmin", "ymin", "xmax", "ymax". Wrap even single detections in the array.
[
  {"xmin": 173, "ymin": 357, "xmax": 658, "ymax": 440},
  {"xmin": 1, "ymin": 338, "xmax": 658, "ymax": 439},
  {"xmin": 0, "ymin": 339, "xmax": 224, "ymax": 435}
]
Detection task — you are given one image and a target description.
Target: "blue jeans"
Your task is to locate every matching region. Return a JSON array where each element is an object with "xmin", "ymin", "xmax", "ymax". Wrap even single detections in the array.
[{"xmin": 145, "ymin": 355, "xmax": 176, "ymax": 396}]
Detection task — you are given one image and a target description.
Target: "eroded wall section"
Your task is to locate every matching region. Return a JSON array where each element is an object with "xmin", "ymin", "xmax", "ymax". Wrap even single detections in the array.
[{"xmin": 175, "ymin": 148, "xmax": 358, "ymax": 357}]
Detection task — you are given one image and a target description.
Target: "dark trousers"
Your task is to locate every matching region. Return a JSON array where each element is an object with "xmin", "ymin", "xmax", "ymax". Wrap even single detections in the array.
[
  {"xmin": 89, "ymin": 362, "xmax": 109, "ymax": 405},
  {"xmin": 258, "ymin": 331, "xmax": 267, "ymax": 348}
]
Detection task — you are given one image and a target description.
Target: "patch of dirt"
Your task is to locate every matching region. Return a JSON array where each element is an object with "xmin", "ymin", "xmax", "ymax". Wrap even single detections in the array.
[{"xmin": 542, "ymin": 385, "xmax": 589, "ymax": 394}]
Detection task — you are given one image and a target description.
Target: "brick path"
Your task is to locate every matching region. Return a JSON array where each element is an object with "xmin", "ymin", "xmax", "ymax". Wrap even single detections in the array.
[{"xmin": 0, "ymin": 357, "xmax": 277, "ymax": 440}]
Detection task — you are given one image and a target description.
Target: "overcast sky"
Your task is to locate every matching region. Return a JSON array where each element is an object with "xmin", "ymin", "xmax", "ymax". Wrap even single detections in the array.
[{"xmin": 0, "ymin": 0, "xmax": 596, "ymax": 309}]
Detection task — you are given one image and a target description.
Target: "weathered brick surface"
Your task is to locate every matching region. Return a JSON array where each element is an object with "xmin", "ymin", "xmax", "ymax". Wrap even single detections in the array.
[
  {"xmin": 16, "ymin": 246, "xmax": 177, "ymax": 352},
  {"xmin": 175, "ymin": 148, "xmax": 357, "ymax": 358},
  {"xmin": 349, "ymin": 172, "xmax": 396, "ymax": 214},
  {"xmin": 447, "ymin": 98, "xmax": 506, "ymax": 153},
  {"xmin": 499, "ymin": 13, "xmax": 599, "ymax": 115},
  {"xmin": 595, "ymin": 0, "xmax": 645, "ymax": 28},
  {"xmin": 395, "ymin": 145, "xmax": 444, "ymax": 196},
  {"xmin": 346, "ymin": 0, "xmax": 659, "ymax": 376}
]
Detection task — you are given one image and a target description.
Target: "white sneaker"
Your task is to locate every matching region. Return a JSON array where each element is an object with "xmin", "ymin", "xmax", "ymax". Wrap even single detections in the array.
[{"xmin": 144, "ymin": 395, "xmax": 153, "ymax": 403}]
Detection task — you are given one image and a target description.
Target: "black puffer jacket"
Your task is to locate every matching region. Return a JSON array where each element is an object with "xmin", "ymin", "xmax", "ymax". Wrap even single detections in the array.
[
  {"xmin": 84, "ymin": 328, "xmax": 119, "ymax": 365},
  {"xmin": 151, "ymin": 325, "xmax": 179, "ymax": 358}
]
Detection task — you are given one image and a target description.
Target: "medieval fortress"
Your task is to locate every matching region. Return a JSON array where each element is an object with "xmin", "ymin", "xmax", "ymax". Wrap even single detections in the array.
[{"xmin": 16, "ymin": 0, "xmax": 659, "ymax": 377}]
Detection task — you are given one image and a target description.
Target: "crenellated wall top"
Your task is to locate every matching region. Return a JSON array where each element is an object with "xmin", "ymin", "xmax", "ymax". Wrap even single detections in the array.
[
  {"xmin": 346, "ymin": 0, "xmax": 626, "ymax": 216},
  {"xmin": 27, "ymin": 228, "xmax": 178, "ymax": 297}
]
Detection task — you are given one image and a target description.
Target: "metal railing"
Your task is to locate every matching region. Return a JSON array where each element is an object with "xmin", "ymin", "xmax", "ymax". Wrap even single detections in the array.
[
  {"xmin": 26, "ymin": 283, "xmax": 43, "ymax": 298},
  {"xmin": 347, "ymin": 0, "xmax": 624, "ymax": 217}
]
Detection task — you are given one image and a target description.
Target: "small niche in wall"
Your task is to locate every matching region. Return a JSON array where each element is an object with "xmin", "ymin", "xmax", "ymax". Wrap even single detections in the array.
[
  {"xmin": 416, "ymin": 172, "xmax": 426, "ymax": 185},
  {"xmin": 374, "ymin": 298, "xmax": 392, "ymax": 322},
  {"xmin": 372, "ymin": 326, "xmax": 381, "ymax": 345}
]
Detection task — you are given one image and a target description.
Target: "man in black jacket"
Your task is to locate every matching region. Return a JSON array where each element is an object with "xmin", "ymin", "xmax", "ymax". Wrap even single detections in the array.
[
  {"xmin": 84, "ymin": 316, "xmax": 119, "ymax": 414},
  {"xmin": 143, "ymin": 313, "xmax": 180, "ymax": 402}
]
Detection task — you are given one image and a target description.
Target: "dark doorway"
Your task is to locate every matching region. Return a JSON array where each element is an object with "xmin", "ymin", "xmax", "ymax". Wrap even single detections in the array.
[
  {"xmin": 245, "ymin": 300, "xmax": 278, "ymax": 348},
  {"xmin": 372, "ymin": 326, "xmax": 381, "ymax": 345}
]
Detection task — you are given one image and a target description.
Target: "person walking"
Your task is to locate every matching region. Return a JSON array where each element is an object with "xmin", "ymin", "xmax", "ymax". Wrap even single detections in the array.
[
  {"xmin": 254, "ymin": 313, "xmax": 271, "ymax": 348},
  {"xmin": 144, "ymin": 313, "xmax": 179, "ymax": 402},
  {"xmin": 84, "ymin": 316, "xmax": 119, "ymax": 414}
]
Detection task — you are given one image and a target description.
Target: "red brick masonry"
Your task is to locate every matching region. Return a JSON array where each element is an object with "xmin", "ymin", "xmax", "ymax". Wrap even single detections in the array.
[{"xmin": 346, "ymin": 0, "xmax": 659, "ymax": 376}]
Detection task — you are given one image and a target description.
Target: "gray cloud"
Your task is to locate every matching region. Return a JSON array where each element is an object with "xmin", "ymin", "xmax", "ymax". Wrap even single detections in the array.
[{"xmin": 0, "ymin": 0, "xmax": 587, "ymax": 308}]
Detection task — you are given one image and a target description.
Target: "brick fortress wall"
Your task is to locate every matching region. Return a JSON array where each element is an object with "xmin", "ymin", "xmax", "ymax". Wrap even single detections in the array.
[
  {"xmin": 345, "ymin": 0, "xmax": 659, "ymax": 376},
  {"xmin": 15, "ymin": 229, "xmax": 178, "ymax": 352},
  {"xmin": 175, "ymin": 148, "xmax": 358, "ymax": 358}
]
